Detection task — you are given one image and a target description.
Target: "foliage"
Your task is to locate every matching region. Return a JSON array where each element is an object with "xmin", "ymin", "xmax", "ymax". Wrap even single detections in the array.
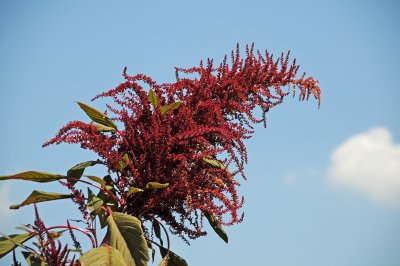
[{"xmin": 0, "ymin": 44, "xmax": 320, "ymax": 265}]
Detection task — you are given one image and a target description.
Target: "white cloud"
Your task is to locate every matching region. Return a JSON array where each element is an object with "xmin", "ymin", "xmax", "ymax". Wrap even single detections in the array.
[
  {"xmin": 328, "ymin": 127, "xmax": 400, "ymax": 206},
  {"xmin": 0, "ymin": 184, "xmax": 15, "ymax": 226}
]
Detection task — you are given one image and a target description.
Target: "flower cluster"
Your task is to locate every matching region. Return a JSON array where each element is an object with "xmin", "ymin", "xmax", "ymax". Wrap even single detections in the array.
[
  {"xmin": 43, "ymin": 44, "xmax": 320, "ymax": 242},
  {"xmin": 31, "ymin": 205, "xmax": 75, "ymax": 265}
]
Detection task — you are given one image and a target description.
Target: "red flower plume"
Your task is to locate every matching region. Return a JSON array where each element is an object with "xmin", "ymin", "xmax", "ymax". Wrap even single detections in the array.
[{"xmin": 43, "ymin": 44, "xmax": 320, "ymax": 242}]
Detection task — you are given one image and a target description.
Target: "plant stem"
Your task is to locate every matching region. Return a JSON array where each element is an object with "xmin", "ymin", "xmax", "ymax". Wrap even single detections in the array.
[
  {"xmin": 47, "ymin": 226, "xmax": 97, "ymax": 248},
  {"xmin": 67, "ymin": 178, "xmax": 122, "ymax": 206}
]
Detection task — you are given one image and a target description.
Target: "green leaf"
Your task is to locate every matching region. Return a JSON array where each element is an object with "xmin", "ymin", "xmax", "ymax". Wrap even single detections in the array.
[
  {"xmin": 78, "ymin": 246, "xmax": 127, "ymax": 266},
  {"xmin": 14, "ymin": 226, "xmax": 33, "ymax": 234},
  {"xmin": 147, "ymin": 241, "xmax": 156, "ymax": 263},
  {"xmin": 87, "ymin": 188, "xmax": 104, "ymax": 215},
  {"xmin": 127, "ymin": 187, "xmax": 143, "ymax": 197},
  {"xmin": 98, "ymin": 210, "xmax": 108, "ymax": 229},
  {"xmin": 84, "ymin": 175, "xmax": 106, "ymax": 186},
  {"xmin": 76, "ymin": 101, "xmax": 118, "ymax": 129},
  {"xmin": 202, "ymin": 157, "xmax": 226, "ymax": 170},
  {"xmin": 102, "ymin": 175, "xmax": 115, "ymax": 191},
  {"xmin": 92, "ymin": 123, "xmax": 116, "ymax": 132},
  {"xmin": 49, "ymin": 230, "xmax": 67, "ymax": 239},
  {"xmin": 158, "ymin": 254, "xmax": 169, "ymax": 266},
  {"xmin": 107, "ymin": 212, "xmax": 149, "ymax": 266},
  {"xmin": 159, "ymin": 105, "xmax": 171, "ymax": 115},
  {"xmin": 97, "ymin": 176, "xmax": 117, "ymax": 229},
  {"xmin": 170, "ymin": 101, "xmax": 181, "ymax": 110},
  {"xmin": 153, "ymin": 221, "xmax": 162, "ymax": 246},
  {"xmin": 96, "ymin": 175, "xmax": 116, "ymax": 204},
  {"xmin": 159, "ymin": 246, "xmax": 188, "ymax": 266},
  {"xmin": 204, "ymin": 211, "xmax": 228, "ymax": 243},
  {"xmin": 0, "ymin": 233, "xmax": 34, "ymax": 258},
  {"xmin": 9, "ymin": 190, "xmax": 71, "ymax": 209},
  {"xmin": 160, "ymin": 101, "xmax": 181, "ymax": 115},
  {"xmin": 148, "ymin": 89, "xmax": 158, "ymax": 109},
  {"xmin": 145, "ymin": 182, "xmax": 169, "ymax": 190},
  {"xmin": 0, "ymin": 171, "xmax": 65, "ymax": 183},
  {"xmin": 21, "ymin": 251, "xmax": 46, "ymax": 266},
  {"xmin": 118, "ymin": 154, "xmax": 130, "ymax": 172},
  {"xmin": 67, "ymin": 161, "xmax": 98, "ymax": 186}
]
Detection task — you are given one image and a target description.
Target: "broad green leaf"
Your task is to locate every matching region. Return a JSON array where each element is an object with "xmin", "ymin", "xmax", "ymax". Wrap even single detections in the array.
[
  {"xmin": 87, "ymin": 188, "xmax": 104, "ymax": 215},
  {"xmin": 145, "ymin": 182, "xmax": 169, "ymax": 190},
  {"xmin": 84, "ymin": 175, "xmax": 106, "ymax": 186},
  {"xmin": 118, "ymin": 154, "xmax": 130, "ymax": 172},
  {"xmin": 0, "ymin": 233, "xmax": 34, "ymax": 258},
  {"xmin": 0, "ymin": 171, "xmax": 65, "ymax": 183},
  {"xmin": 78, "ymin": 246, "xmax": 127, "ymax": 266},
  {"xmin": 127, "ymin": 187, "xmax": 143, "ymax": 197},
  {"xmin": 148, "ymin": 89, "xmax": 158, "ymax": 109},
  {"xmin": 92, "ymin": 123, "xmax": 116, "ymax": 132},
  {"xmin": 67, "ymin": 161, "xmax": 98, "ymax": 186},
  {"xmin": 159, "ymin": 247, "xmax": 188, "ymax": 266},
  {"xmin": 21, "ymin": 251, "xmax": 46, "ymax": 266},
  {"xmin": 9, "ymin": 190, "xmax": 71, "ymax": 209},
  {"xmin": 76, "ymin": 101, "xmax": 118, "ymax": 129},
  {"xmin": 204, "ymin": 211, "xmax": 228, "ymax": 243},
  {"xmin": 107, "ymin": 212, "xmax": 149, "ymax": 266},
  {"xmin": 202, "ymin": 157, "xmax": 226, "ymax": 170}
]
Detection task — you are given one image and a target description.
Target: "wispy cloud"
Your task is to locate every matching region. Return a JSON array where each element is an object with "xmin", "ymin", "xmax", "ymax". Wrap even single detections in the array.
[{"xmin": 328, "ymin": 127, "xmax": 400, "ymax": 206}]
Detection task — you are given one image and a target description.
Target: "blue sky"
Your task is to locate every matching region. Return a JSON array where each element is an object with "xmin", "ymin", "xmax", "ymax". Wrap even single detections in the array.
[{"xmin": 1, "ymin": 1, "xmax": 399, "ymax": 265}]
